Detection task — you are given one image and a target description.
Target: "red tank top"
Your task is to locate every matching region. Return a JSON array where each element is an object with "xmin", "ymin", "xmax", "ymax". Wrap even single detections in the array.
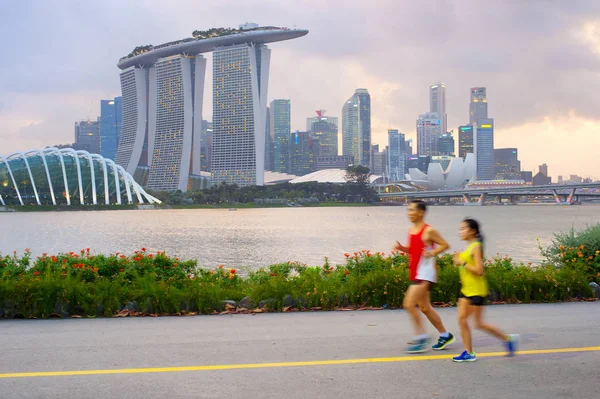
[{"xmin": 408, "ymin": 224, "xmax": 429, "ymax": 281}]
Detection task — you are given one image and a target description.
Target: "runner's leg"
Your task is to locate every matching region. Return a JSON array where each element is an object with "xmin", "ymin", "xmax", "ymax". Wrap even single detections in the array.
[
  {"xmin": 457, "ymin": 298, "xmax": 475, "ymax": 353},
  {"xmin": 403, "ymin": 284, "xmax": 426, "ymax": 335},
  {"xmin": 418, "ymin": 282, "xmax": 448, "ymax": 334}
]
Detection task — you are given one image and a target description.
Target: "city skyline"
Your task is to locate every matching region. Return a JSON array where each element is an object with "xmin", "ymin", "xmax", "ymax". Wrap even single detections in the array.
[{"xmin": 2, "ymin": 1, "xmax": 600, "ymax": 179}]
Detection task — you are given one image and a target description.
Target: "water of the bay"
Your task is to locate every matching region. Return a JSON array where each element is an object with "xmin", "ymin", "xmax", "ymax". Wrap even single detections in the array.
[{"xmin": 1, "ymin": 205, "xmax": 598, "ymax": 270}]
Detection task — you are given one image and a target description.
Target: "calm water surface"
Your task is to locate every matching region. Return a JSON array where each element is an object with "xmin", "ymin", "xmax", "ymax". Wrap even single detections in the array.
[{"xmin": 1, "ymin": 205, "xmax": 599, "ymax": 270}]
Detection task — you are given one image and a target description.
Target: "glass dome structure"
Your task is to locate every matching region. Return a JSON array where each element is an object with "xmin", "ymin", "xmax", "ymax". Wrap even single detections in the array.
[{"xmin": 0, "ymin": 148, "xmax": 161, "ymax": 206}]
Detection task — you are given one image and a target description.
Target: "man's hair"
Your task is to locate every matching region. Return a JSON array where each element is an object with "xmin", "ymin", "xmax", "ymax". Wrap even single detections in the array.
[{"xmin": 410, "ymin": 199, "xmax": 427, "ymax": 212}]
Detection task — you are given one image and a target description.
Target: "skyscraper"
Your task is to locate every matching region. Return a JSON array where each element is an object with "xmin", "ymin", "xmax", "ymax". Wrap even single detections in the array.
[
  {"xmin": 430, "ymin": 82, "xmax": 447, "ymax": 134},
  {"xmin": 270, "ymin": 99, "xmax": 291, "ymax": 173},
  {"xmin": 416, "ymin": 112, "xmax": 441, "ymax": 156},
  {"xmin": 100, "ymin": 97, "xmax": 122, "ymax": 160},
  {"xmin": 115, "ymin": 25, "xmax": 308, "ymax": 190},
  {"xmin": 289, "ymin": 131, "xmax": 317, "ymax": 176},
  {"xmin": 342, "ymin": 89, "xmax": 371, "ymax": 167},
  {"xmin": 494, "ymin": 148, "xmax": 521, "ymax": 180},
  {"xmin": 211, "ymin": 45, "xmax": 270, "ymax": 186},
  {"xmin": 539, "ymin": 163, "xmax": 549, "ymax": 176},
  {"xmin": 387, "ymin": 129, "xmax": 407, "ymax": 181},
  {"xmin": 458, "ymin": 125, "xmax": 474, "ymax": 159},
  {"xmin": 264, "ymin": 107, "xmax": 273, "ymax": 171},
  {"xmin": 74, "ymin": 119, "xmax": 101, "ymax": 154},
  {"xmin": 469, "ymin": 87, "xmax": 488, "ymax": 124},
  {"xmin": 439, "ymin": 131, "xmax": 455, "ymax": 156},
  {"xmin": 474, "ymin": 119, "xmax": 494, "ymax": 180},
  {"xmin": 307, "ymin": 110, "xmax": 338, "ymax": 156},
  {"xmin": 200, "ymin": 120, "xmax": 213, "ymax": 172}
]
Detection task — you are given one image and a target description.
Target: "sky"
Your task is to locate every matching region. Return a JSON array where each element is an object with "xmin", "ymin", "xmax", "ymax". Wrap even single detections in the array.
[{"xmin": 1, "ymin": 0, "xmax": 599, "ymax": 179}]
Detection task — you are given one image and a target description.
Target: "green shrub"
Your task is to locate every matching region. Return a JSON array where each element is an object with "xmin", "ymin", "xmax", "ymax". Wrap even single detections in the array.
[{"xmin": 0, "ymin": 246, "xmax": 594, "ymax": 319}]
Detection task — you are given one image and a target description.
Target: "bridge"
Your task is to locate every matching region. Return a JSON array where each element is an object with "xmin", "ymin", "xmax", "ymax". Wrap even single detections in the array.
[{"xmin": 375, "ymin": 182, "xmax": 600, "ymax": 205}]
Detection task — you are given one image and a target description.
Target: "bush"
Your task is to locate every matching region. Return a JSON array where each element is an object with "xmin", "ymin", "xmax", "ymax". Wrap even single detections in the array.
[
  {"xmin": 0, "ymin": 247, "xmax": 593, "ymax": 319},
  {"xmin": 542, "ymin": 223, "xmax": 600, "ymax": 283}
]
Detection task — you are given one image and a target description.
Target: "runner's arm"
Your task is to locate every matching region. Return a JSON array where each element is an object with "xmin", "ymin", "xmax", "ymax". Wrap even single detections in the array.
[
  {"xmin": 423, "ymin": 228, "xmax": 449, "ymax": 257},
  {"xmin": 464, "ymin": 244, "xmax": 484, "ymax": 276},
  {"xmin": 393, "ymin": 241, "xmax": 409, "ymax": 253}
]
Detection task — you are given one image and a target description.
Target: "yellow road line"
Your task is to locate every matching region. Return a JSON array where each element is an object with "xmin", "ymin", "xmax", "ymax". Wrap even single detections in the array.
[{"xmin": 1, "ymin": 346, "xmax": 599, "ymax": 379}]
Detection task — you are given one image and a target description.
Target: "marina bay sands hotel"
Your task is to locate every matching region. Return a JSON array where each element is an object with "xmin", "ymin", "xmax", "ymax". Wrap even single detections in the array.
[{"xmin": 115, "ymin": 23, "xmax": 308, "ymax": 191}]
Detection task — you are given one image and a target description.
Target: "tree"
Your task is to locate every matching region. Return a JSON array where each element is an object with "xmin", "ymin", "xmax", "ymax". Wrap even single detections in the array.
[{"xmin": 344, "ymin": 165, "xmax": 371, "ymax": 185}]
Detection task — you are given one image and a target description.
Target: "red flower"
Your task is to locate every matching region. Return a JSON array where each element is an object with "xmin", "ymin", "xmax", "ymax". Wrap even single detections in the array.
[
  {"xmin": 119, "ymin": 268, "xmax": 125, "ymax": 272},
  {"xmin": 344, "ymin": 270, "xmax": 350, "ymax": 276},
  {"xmin": 62, "ymin": 259, "xmax": 67, "ymax": 263},
  {"xmin": 229, "ymin": 269, "xmax": 236, "ymax": 275},
  {"xmin": 218, "ymin": 265, "xmax": 224, "ymax": 269},
  {"xmin": 141, "ymin": 247, "xmax": 147, "ymax": 252},
  {"xmin": 33, "ymin": 271, "xmax": 40, "ymax": 276},
  {"xmin": 344, "ymin": 253, "xmax": 350, "ymax": 258},
  {"xmin": 24, "ymin": 248, "xmax": 30, "ymax": 253},
  {"xmin": 148, "ymin": 254, "xmax": 154, "ymax": 259}
]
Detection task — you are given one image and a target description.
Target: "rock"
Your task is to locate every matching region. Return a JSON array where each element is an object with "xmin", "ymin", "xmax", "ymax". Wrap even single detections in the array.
[
  {"xmin": 237, "ymin": 296, "xmax": 255, "ymax": 309},
  {"xmin": 294, "ymin": 297, "xmax": 308, "ymax": 309},
  {"xmin": 95, "ymin": 303, "xmax": 104, "ymax": 316},
  {"xmin": 589, "ymin": 282, "xmax": 600, "ymax": 299},
  {"xmin": 0, "ymin": 307, "xmax": 4, "ymax": 318},
  {"xmin": 2, "ymin": 300, "xmax": 17, "ymax": 319},
  {"xmin": 145, "ymin": 298, "xmax": 155, "ymax": 314},
  {"xmin": 283, "ymin": 295, "xmax": 296, "ymax": 308},
  {"xmin": 125, "ymin": 301, "xmax": 139, "ymax": 312},
  {"xmin": 258, "ymin": 298, "xmax": 277, "ymax": 309},
  {"xmin": 220, "ymin": 300, "xmax": 237, "ymax": 311},
  {"xmin": 54, "ymin": 299, "xmax": 71, "ymax": 318},
  {"xmin": 488, "ymin": 290, "xmax": 501, "ymax": 303},
  {"xmin": 339, "ymin": 293, "xmax": 350, "ymax": 307}
]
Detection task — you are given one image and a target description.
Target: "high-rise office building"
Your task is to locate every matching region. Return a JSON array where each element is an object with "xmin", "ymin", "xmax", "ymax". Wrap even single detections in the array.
[
  {"xmin": 114, "ymin": 25, "xmax": 308, "ymax": 190},
  {"xmin": 342, "ymin": 89, "xmax": 371, "ymax": 167},
  {"xmin": 458, "ymin": 125, "xmax": 474, "ymax": 159},
  {"xmin": 469, "ymin": 87, "xmax": 488, "ymax": 124},
  {"xmin": 74, "ymin": 119, "xmax": 101, "ymax": 154},
  {"xmin": 439, "ymin": 131, "xmax": 455, "ymax": 156},
  {"xmin": 494, "ymin": 148, "xmax": 521, "ymax": 180},
  {"xmin": 387, "ymin": 129, "xmax": 407, "ymax": 181},
  {"xmin": 416, "ymin": 112, "xmax": 442, "ymax": 156},
  {"xmin": 270, "ymin": 99, "xmax": 291, "ymax": 173},
  {"xmin": 264, "ymin": 107, "xmax": 273, "ymax": 171},
  {"xmin": 200, "ymin": 120, "xmax": 213, "ymax": 172},
  {"xmin": 406, "ymin": 139, "xmax": 413, "ymax": 158},
  {"xmin": 474, "ymin": 119, "xmax": 494, "ymax": 180},
  {"xmin": 289, "ymin": 131, "xmax": 317, "ymax": 176},
  {"xmin": 430, "ymin": 82, "xmax": 447, "ymax": 134},
  {"xmin": 372, "ymin": 146, "xmax": 387, "ymax": 176},
  {"xmin": 307, "ymin": 110, "xmax": 338, "ymax": 156},
  {"xmin": 407, "ymin": 156, "xmax": 431, "ymax": 174},
  {"xmin": 100, "ymin": 97, "xmax": 122, "ymax": 160},
  {"xmin": 539, "ymin": 163, "xmax": 549, "ymax": 177}
]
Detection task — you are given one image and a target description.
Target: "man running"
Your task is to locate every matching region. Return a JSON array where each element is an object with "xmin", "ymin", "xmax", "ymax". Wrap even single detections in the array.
[{"xmin": 393, "ymin": 200, "xmax": 454, "ymax": 353}]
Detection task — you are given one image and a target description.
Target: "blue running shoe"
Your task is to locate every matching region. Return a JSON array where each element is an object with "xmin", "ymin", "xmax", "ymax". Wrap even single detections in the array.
[
  {"xmin": 432, "ymin": 333, "xmax": 455, "ymax": 351},
  {"xmin": 453, "ymin": 350, "xmax": 477, "ymax": 362},
  {"xmin": 505, "ymin": 334, "xmax": 520, "ymax": 357},
  {"xmin": 404, "ymin": 338, "xmax": 430, "ymax": 354}
]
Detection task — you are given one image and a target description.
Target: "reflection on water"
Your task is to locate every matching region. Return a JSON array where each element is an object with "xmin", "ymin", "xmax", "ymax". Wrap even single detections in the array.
[{"xmin": 1, "ymin": 205, "xmax": 599, "ymax": 270}]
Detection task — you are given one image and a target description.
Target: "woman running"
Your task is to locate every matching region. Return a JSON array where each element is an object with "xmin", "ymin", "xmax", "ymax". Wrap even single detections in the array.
[{"xmin": 452, "ymin": 218, "xmax": 519, "ymax": 362}]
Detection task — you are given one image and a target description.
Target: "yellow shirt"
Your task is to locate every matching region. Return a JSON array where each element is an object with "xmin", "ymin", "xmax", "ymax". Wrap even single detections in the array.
[{"xmin": 458, "ymin": 242, "xmax": 489, "ymax": 297}]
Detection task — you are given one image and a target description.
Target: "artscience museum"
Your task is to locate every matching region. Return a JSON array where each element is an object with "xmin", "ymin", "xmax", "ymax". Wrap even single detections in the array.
[{"xmin": 406, "ymin": 154, "xmax": 476, "ymax": 190}]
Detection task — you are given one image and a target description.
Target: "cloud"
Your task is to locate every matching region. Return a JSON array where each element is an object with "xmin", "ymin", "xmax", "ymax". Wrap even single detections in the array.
[{"xmin": 1, "ymin": 0, "xmax": 600, "ymax": 178}]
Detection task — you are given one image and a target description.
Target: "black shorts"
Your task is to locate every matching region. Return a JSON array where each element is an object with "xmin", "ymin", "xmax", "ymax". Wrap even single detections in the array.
[
  {"xmin": 459, "ymin": 293, "xmax": 486, "ymax": 306},
  {"xmin": 411, "ymin": 280, "xmax": 435, "ymax": 291}
]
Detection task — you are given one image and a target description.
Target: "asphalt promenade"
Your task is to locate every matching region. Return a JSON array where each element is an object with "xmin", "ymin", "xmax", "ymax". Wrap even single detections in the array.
[{"xmin": 0, "ymin": 302, "xmax": 598, "ymax": 398}]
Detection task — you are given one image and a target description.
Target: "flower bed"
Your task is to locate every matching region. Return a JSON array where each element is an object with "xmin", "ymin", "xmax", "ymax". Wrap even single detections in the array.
[{"xmin": 0, "ymin": 248, "xmax": 594, "ymax": 319}]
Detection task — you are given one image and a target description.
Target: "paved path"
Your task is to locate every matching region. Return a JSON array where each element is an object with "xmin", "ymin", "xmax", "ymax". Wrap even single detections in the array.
[{"xmin": 0, "ymin": 302, "xmax": 598, "ymax": 398}]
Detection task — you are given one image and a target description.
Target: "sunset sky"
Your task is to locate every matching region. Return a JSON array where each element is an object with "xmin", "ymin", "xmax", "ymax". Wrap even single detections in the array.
[{"xmin": 1, "ymin": 0, "xmax": 599, "ymax": 179}]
